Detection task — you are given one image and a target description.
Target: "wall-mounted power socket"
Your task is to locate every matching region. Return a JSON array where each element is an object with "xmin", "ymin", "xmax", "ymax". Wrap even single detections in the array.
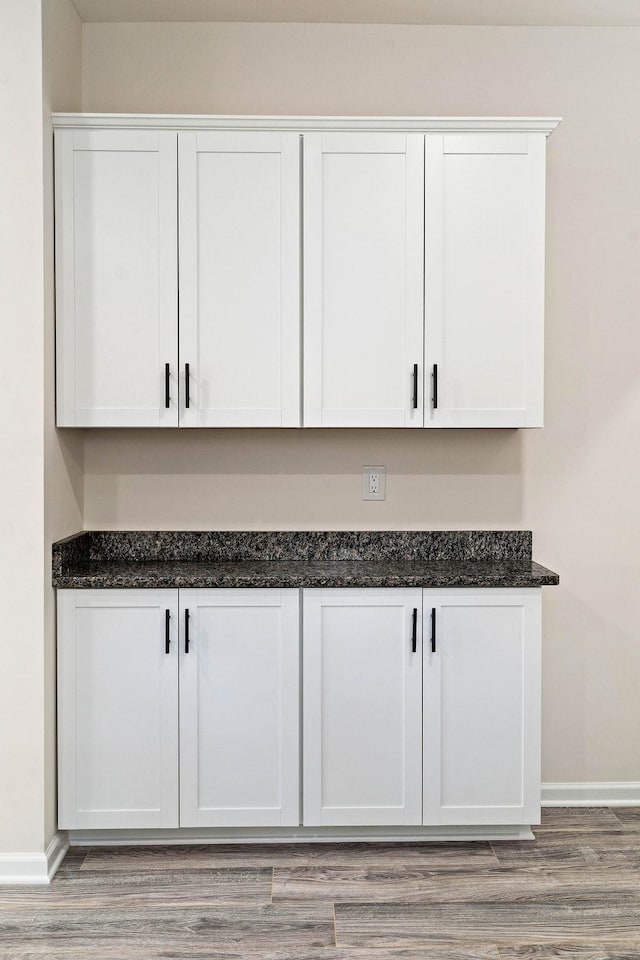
[{"xmin": 362, "ymin": 466, "xmax": 386, "ymax": 501}]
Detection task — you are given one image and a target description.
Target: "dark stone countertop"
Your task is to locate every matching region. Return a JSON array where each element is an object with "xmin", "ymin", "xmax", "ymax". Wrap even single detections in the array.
[{"xmin": 52, "ymin": 531, "xmax": 559, "ymax": 589}]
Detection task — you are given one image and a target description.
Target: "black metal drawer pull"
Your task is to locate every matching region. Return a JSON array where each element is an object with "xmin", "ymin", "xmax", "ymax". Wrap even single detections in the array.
[
  {"xmin": 165, "ymin": 609, "xmax": 171, "ymax": 654},
  {"xmin": 432, "ymin": 364, "xmax": 438, "ymax": 410},
  {"xmin": 165, "ymin": 363, "xmax": 170, "ymax": 408},
  {"xmin": 185, "ymin": 608, "xmax": 190, "ymax": 653},
  {"xmin": 411, "ymin": 607, "xmax": 418, "ymax": 652},
  {"xmin": 412, "ymin": 363, "xmax": 418, "ymax": 409},
  {"xmin": 431, "ymin": 607, "xmax": 436, "ymax": 653},
  {"xmin": 185, "ymin": 363, "xmax": 190, "ymax": 409}
]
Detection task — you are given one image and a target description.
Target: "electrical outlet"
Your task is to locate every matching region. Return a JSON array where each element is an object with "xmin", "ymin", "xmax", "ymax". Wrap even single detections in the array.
[{"xmin": 362, "ymin": 466, "xmax": 386, "ymax": 501}]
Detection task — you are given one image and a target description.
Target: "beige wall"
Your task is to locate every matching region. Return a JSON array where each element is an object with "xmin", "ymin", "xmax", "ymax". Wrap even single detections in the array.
[
  {"xmin": 81, "ymin": 23, "xmax": 640, "ymax": 785},
  {"xmin": 0, "ymin": 0, "xmax": 47, "ymax": 854},
  {"xmin": 42, "ymin": 0, "xmax": 83, "ymax": 847},
  {"xmin": 0, "ymin": 0, "xmax": 81, "ymax": 859}
]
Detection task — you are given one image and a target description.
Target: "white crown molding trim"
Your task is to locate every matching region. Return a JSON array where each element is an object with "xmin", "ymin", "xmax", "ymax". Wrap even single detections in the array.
[
  {"xmin": 0, "ymin": 833, "xmax": 69, "ymax": 885},
  {"xmin": 51, "ymin": 113, "xmax": 561, "ymax": 136},
  {"xmin": 542, "ymin": 782, "xmax": 640, "ymax": 807}
]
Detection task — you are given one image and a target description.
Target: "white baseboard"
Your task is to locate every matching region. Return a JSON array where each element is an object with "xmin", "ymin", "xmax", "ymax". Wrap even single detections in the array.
[
  {"xmin": 0, "ymin": 832, "xmax": 69, "ymax": 885},
  {"xmin": 542, "ymin": 781, "xmax": 640, "ymax": 807}
]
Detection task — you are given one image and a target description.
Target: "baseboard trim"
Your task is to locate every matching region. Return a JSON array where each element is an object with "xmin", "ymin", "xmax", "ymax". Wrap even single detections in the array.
[
  {"xmin": 542, "ymin": 781, "xmax": 640, "ymax": 807},
  {"xmin": 0, "ymin": 832, "xmax": 69, "ymax": 885}
]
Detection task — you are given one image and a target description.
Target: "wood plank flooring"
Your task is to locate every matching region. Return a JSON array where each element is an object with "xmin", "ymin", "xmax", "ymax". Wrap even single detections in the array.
[{"xmin": 1, "ymin": 808, "xmax": 639, "ymax": 959}]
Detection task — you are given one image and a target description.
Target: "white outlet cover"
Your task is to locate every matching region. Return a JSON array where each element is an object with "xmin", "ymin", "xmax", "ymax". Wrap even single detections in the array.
[{"xmin": 362, "ymin": 465, "xmax": 386, "ymax": 501}]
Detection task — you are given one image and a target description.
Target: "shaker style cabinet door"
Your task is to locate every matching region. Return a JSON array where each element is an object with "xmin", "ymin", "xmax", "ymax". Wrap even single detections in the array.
[
  {"xmin": 57, "ymin": 589, "xmax": 179, "ymax": 829},
  {"xmin": 303, "ymin": 134, "xmax": 424, "ymax": 427},
  {"xmin": 425, "ymin": 134, "xmax": 546, "ymax": 427},
  {"xmin": 178, "ymin": 133, "xmax": 301, "ymax": 427},
  {"xmin": 422, "ymin": 589, "xmax": 542, "ymax": 825},
  {"xmin": 179, "ymin": 589, "xmax": 300, "ymax": 826},
  {"xmin": 55, "ymin": 129, "xmax": 178, "ymax": 426},
  {"xmin": 303, "ymin": 589, "xmax": 422, "ymax": 825}
]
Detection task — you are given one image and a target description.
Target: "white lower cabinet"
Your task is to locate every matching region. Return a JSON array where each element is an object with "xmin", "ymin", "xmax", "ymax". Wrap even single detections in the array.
[
  {"xmin": 302, "ymin": 588, "xmax": 423, "ymax": 826},
  {"xmin": 179, "ymin": 589, "xmax": 300, "ymax": 826},
  {"xmin": 58, "ymin": 586, "xmax": 541, "ymax": 833},
  {"xmin": 57, "ymin": 590, "xmax": 180, "ymax": 829},
  {"xmin": 422, "ymin": 590, "xmax": 541, "ymax": 826},
  {"xmin": 58, "ymin": 588, "xmax": 299, "ymax": 830}
]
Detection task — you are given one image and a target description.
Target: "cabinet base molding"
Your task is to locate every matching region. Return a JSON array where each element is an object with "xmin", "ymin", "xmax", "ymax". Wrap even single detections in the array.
[
  {"xmin": 542, "ymin": 781, "xmax": 640, "ymax": 807},
  {"xmin": 0, "ymin": 832, "xmax": 69, "ymax": 885},
  {"xmin": 67, "ymin": 824, "xmax": 535, "ymax": 845}
]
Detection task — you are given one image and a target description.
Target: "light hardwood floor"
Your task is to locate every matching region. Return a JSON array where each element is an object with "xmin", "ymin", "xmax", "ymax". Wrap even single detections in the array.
[{"xmin": 1, "ymin": 808, "xmax": 640, "ymax": 959}]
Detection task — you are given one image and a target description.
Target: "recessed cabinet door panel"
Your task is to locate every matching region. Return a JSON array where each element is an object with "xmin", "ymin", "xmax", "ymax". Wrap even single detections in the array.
[
  {"xmin": 425, "ymin": 134, "xmax": 545, "ymax": 427},
  {"xmin": 303, "ymin": 589, "xmax": 422, "ymax": 826},
  {"xmin": 179, "ymin": 589, "xmax": 300, "ymax": 827},
  {"xmin": 304, "ymin": 134, "xmax": 424, "ymax": 427},
  {"xmin": 179, "ymin": 133, "xmax": 300, "ymax": 427},
  {"xmin": 55, "ymin": 129, "xmax": 178, "ymax": 426},
  {"xmin": 57, "ymin": 589, "xmax": 179, "ymax": 829},
  {"xmin": 423, "ymin": 589, "xmax": 541, "ymax": 825}
]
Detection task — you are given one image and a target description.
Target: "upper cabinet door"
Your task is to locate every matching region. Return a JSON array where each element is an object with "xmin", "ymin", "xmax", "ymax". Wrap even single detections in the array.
[
  {"xmin": 304, "ymin": 134, "xmax": 424, "ymax": 427},
  {"xmin": 422, "ymin": 589, "xmax": 542, "ymax": 826},
  {"xmin": 55, "ymin": 129, "xmax": 178, "ymax": 427},
  {"xmin": 178, "ymin": 132, "xmax": 301, "ymax": 427},
  {"xmin": 425, "ymin": 134, "xmax": 546, "ymax": 428}
]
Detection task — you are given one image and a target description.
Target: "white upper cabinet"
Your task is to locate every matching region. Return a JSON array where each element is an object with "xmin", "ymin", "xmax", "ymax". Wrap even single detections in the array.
[
  {"xmin": 425, "ymin": 134, "xmax": 546, "ymax": 427},
  {"xmin": 303, "ymin": 134, "xmax": 425, "ymax": 427},
  {"xmin": 178, "ymin": 133, "xmax": 301, "ymax": 427},
  {"xmin": 54, "ymin": 116, "xmax": 558, "ymax": 429},
  {"xmin": 422, "ymin": 589, "xmax": 542, "ymax": 826},
  {"xmin": 55, "ymin": 129, "xmax": 178, "ymax": 427}
]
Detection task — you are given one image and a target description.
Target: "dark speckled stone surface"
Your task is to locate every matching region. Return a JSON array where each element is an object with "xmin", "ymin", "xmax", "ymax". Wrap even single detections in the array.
[{"xmin": 52, "ymin": 531, "xmax": 558, "ymax": 589}]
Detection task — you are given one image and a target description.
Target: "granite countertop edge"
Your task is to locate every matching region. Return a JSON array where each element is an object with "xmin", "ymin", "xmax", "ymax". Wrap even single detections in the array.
[{"xmin": 52, "ymin": 560, "xmax": 559, "ymax": 590}]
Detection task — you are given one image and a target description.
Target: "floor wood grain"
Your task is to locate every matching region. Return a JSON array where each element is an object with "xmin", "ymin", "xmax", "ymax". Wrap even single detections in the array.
[
  {"xmin": 1, "ymin": 809, "xmax": 639, "ymax": 959},
  {"xmin": 497, "ymin": 948, "xmax": 640, "ymax": 960},
  {"xmin": 0, "ymin": 867, "xmax": 273, "ymax": 909},
  {"xmin": 334, "ymin": 900, "xmax": 640, "ymax": 948},
  {"xmin": 80, "ymin": 840, "xmax": 499, "ymax": 871},
  {"xmin": 273, "ymin": 861, "xmax": 640, "ymax": 903},
  {"xmin": 612, "ymin": 808, "xmax": 640, "ymax": 832}
]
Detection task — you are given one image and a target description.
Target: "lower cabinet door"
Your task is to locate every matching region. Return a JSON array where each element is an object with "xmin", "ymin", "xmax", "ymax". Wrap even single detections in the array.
[
  {"xmin": 179, "ymin": 589, "xmax": 300, "ymax": 827},
  {"xmin": 303, "ymin": 588, "xmax": 423, "ymax": 826},
  {"xmin": 422, "ymin": 589, "xmax": 541, "ymax": 825},
  {"xmin": 57, "ymin": 589, "xmax": 179, "ymax": 829}
]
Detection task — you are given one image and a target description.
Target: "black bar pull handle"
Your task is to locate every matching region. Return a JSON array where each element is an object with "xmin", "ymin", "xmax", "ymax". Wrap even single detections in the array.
[
  {"xmin": 165, "ymin": 363, "xmax": 170, "ymax": 408},
  {"xmin": 412, "ymin": 363, "xmax": 418, "ymax": 410},
  {"xmin": 411, "ymin": 607, "xmax": 418, "ymax": 653},
  {"xmin": 165, "ymin": 609, "xmax": 171, "ymax": 654},
  {"xmin": 185, "ymin": 608, "xmax": 190, "ymax": 653},
  {"xmin": 185, "ymin": 363, "xmax": 190, "ymax": 409},
  {"xmin": 431, "ymin": 607, "xmax": 436, "ymax": 653},
  {"xmin": 432, "ymin": 364, "xmax": 438, "ymax": 410}
]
